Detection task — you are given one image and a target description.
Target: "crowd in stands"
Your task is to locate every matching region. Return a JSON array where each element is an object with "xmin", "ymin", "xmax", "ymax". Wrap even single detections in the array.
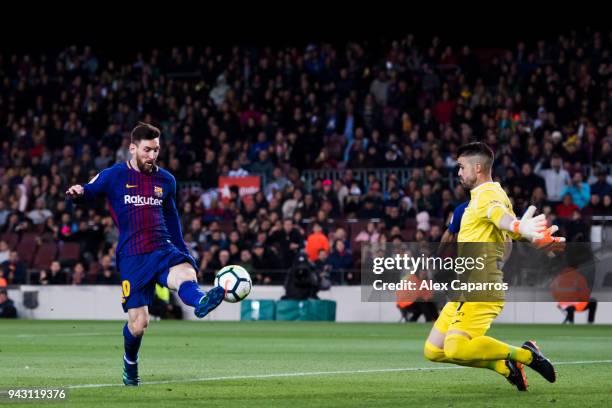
[{"xmin": 0, "ymin": 29, "xmax": 611, "ymax": 286}]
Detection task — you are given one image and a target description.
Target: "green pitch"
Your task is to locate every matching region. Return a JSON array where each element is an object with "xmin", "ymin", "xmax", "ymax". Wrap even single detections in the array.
[{"xmin": 1, "ymin": 320, "xmax": 611, "ymax": 407}]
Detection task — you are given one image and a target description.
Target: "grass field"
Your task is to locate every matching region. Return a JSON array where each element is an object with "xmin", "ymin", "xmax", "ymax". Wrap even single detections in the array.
[{"xmin": 0, "ymin": 320, "xmax": 611, "ymax": 407}]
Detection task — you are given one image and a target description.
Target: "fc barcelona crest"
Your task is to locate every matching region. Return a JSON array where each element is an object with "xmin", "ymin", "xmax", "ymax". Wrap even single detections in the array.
[{"xmin": 154, "ymin": 186, "xmax": 163, "ymax": 198}]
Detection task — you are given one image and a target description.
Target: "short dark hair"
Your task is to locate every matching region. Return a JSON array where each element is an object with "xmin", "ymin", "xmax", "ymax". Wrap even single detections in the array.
[
  {"xmin": 457, "ymin": 142, "xmax": 494, "ymax": 171},
  {"xmin": 131, "ymin": 122, "xmax": 160, "ymax": 144}
]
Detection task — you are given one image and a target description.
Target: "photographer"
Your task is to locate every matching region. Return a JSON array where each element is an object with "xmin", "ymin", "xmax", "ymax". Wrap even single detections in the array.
[{"xmin": 283, "ymin": 252, "xmax": 323, "ymax": 300}]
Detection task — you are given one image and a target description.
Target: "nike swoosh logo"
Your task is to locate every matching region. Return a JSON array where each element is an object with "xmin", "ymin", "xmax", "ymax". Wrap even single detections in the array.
[{"xmin": 125, "ymin": 184, "xmax": 138, "ymax": 189}]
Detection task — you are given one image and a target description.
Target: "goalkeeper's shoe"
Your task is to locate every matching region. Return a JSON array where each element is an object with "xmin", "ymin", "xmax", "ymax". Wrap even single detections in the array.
[
  {"xmin": 194, "ymin": 286, "xmax": 225, "ymax": 318},
  {"xmin": 522, "ymin": 340, "xmax": 556, "ymax": 383},
  {"xmin": 505, "ymin": 360, "xmax": 528, "ymax": 391},
  {"xmin": 122, "ymin": 357, "xmax": 140, "ymax": 386}
]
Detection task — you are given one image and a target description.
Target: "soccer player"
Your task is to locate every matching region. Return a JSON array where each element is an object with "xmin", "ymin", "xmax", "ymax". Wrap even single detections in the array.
[
  {"xmin": 423, "ymin": 142, "xmax": 564, "ymax": 391},
  {"xmin": 66, "ymin": 122, "xmax": 226, "ymax": 386}
]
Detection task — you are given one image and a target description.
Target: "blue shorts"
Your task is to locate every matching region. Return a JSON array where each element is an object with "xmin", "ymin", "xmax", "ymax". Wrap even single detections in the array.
[{"xmin": 117, "ymin": 246, "xmax": 197, "ymax": 312}]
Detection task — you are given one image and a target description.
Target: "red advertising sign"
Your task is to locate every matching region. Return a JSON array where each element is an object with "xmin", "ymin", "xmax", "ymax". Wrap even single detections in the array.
[{"xmin": 218, "ymin": 176, "xmax": 261, "ymax": 204}]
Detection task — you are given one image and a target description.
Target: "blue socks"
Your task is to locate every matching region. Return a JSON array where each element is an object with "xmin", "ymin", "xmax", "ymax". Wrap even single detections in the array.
[
  {"xmin": 123, "ymin": 323, "xmax": 142, "ymax": 364},
  {"xmin": 122, "ymin": 281, "xmax": 205, "ymax": 364},
  {"xmin": 178, "ymin": 280, "xmax": 206, "ymax": 307}
]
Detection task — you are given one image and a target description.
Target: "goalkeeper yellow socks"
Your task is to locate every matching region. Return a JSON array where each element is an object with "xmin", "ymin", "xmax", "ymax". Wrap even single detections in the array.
[
  {"xmin": 486, "ymin": 360, "xmax": 511, "ymax": 377},
  {"xmin": 424, "ymin": 341, "xmax": 510, "ymax": 377},
  {"xmin": 444, "ymin": 334, "xmax": 532, "ymax": 365},
  {"xmin": 509, "ymin": 346, "xmax": 533, "ymax": 365}
]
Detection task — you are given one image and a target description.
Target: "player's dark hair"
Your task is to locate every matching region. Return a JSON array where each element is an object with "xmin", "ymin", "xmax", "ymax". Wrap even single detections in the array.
[
  {"xmin": 131, "ymin": 122, "xmax": 160, "ymax": 144},
  {"xmin": 457, "ymin": 142, "xmax": 494, "ymax": 172}
]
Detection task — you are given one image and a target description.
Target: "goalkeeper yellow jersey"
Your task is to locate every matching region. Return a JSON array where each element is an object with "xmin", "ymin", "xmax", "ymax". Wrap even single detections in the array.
[
  {"xmin": 458, "ymin": 181, "xmax": 517, "ymax": 243},
  {"xmin": 456, "ymin": 182, "xmax": 519, "ymax": 296}
]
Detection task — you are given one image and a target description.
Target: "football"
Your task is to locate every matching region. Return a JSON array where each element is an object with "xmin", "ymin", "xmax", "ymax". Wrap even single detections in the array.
[{"xmin": 214, "ymin": 265, "xmax": 252, "ymax": 303}]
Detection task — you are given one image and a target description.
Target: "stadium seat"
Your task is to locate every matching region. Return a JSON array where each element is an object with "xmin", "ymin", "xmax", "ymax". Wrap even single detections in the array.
[
  {"xmin": 58, "ymin": 242, "xmax": 81, "ymax": 263},
  {"xmin": 16, "ymin": 233, "xmax": 39, "ymax": 267},
  {"xmin": 1, "ymin": 233, "xmax": 19, "ymax": 250},
  {"xmin": 32, "ymin": 242, "xmax": 58, "ymax": 270},
  {"xmin": 402, "ymin": 228, "xmax": 416, "ymax": 241}
]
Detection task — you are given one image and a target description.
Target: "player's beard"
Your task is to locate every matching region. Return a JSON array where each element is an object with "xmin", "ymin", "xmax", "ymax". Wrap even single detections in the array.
[
  {"xmin": 460, "ymin": 173, "xmax": 477, "ymax": 190},
  {"xmin": 136, "ymin": 155, "xmax": 156, "ymax": 174}
]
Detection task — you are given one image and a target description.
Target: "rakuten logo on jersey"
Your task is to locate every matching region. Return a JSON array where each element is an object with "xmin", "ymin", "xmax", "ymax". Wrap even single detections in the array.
[{"xmin": 124, "ymin": 195, "xmax": 163, "ymax": 207}]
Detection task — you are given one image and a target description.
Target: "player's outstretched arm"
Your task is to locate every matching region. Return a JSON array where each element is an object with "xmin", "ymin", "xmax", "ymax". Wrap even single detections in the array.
[{"xmin": 66, "ymin": 170, "xmax": 110, "ymax": 202}]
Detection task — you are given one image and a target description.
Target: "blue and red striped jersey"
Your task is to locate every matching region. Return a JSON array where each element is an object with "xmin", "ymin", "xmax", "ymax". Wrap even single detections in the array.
[{"xmin": 80, "ymin": 161, "xmax": 188, "ymax": 257}]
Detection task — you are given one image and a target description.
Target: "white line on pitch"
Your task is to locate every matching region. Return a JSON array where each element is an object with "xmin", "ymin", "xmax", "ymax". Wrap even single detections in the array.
[
  {"xmin": 0, "ymin": 332, "xmax": 109, "ymax": 338},
  {"xmin": 66, "ymin": 359, "xmax": 612, "ymax": 389}
]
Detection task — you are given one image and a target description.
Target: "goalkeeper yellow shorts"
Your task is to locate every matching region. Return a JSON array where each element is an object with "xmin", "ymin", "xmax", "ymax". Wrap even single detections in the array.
[{"xmin": 433, "ymin": 301, "xmax": 504, "ymax": 338}]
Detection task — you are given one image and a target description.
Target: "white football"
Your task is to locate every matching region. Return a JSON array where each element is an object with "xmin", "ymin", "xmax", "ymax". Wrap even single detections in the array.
[{"xmin": 214, "ymin": 265, "xmax": 252, "ymax": 303}]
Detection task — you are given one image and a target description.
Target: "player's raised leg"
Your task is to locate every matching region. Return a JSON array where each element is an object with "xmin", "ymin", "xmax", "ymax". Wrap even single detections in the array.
[
  {"xmin": 122, "ymin": 306, "xmax": 149, "ymax": 386},
  {"xmin": 423, "ymin": 302, "xmax": 528, "ymax": 391},
  {"xmin": 166, "ymin": 262, "xmax": 225, "ymax": 318}
]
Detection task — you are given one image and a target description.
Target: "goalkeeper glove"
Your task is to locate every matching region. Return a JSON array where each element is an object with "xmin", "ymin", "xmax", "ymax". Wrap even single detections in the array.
[
  {"xmin": 533, "ymin": 225, "xmax": 566, "ymax": 250},
  {"xmin": 510, "ymin": 205, "xmax": 547, "ymax": 241}
]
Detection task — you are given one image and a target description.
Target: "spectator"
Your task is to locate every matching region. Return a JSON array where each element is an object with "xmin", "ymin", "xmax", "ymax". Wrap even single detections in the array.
[
  {"xmin": 326, "ymin": 240, "xmax": 353, "ymax": 284},
  {"xmin": 305, "ymin": 222, "xmax": 330, "ymax": 262},
  {"xmin": 536, "ymin": 154, "xmax": 571, "ymax": 203},
  {"xmin": 47, "ymin": 261, "xmax": 67, "ymax": 285},
  {"xmin": 210, "ymin": 73, "xmax": 230, "ymax": 107},
  {"xmin": 96, "ymin": 255, "xmax": 119, "ymax": 284},
  {"xmin": 370, "ymin": 71, "xmax": 389, "ymax": 106},
  {"xmin": 582, "ymin": 195, "xmax": 603, "ymax": 217},
  {"xmin": 518, "ymin": 163, "xmax": 546, "ymax": 199},
  {"xmin": 238, "ymin": 249, "xmax": 254, "ymax": 272},
  {"xmin": 1, "ymin": 251, "xmax": 26, "ymax": 284},
  {"xmin": 265, "ymin": 167, "xmax": 293, "ymax": 199},
  {"xmin": 37, "ymin": 270, "xmax": 50, "ymax": 285},
  {"xmin": 0, "ymin": 240, "xmax": 9, "ymax": 264},
  {"xmin": 227, "ymin": 160, "xmax": 249, "ymax": 177},
  {"xmin": 249, "ymin": 150, "xmax": 275, "ymax": 182},
  {"xmin": 556, "ymin": 194, "xmax": 580, "ymax": 219},
  {"xmin": 71, "ymin": 262, "xmax": 86, "ymax": 285},
  {"xmin": 0, "ymin": 289, "xmax": 17, "ymax": 318},
  {"xmin": 384, "ymin": 206, "xmax": 405, "ymax": 230},
  {"xmin": 267, "ymin": 218, "xmax": 303, "ymax": 268},
  {"xmin": 429, "ymin": 225, "xmax": 443, "ymax": 242},
  {"xmin": 590, "ymin": 170, "xmax": 612, "ymax": 198},
  {"xmin": 354, "ymin": 222, "xmax": 381, "ymax": 244},
  {"xmin": 313, "ymin": 248, "xmax": 332, "ymax": 283},
  {"xmin": 561, "ymin": 172, "xmax": 591, "ymax": 209},
  {"xmin": 358, "ymin": 197, "xmax": 384, "ymax": 219},
  {"xmin": 281, "ymin": 189, "xmax": 303, "ymax": 219},
  {"xmin": 27, "ymin": 198, "xmax": 53, "ymax": 225},
  {"xmin": 251, "ymin": 242, "xmax": 278, "ymax": 284},
  {"xmin": 0, "ymin": 201, "xmax": 9, "ymax": 228},
  {"xmin": 602, "ymin": 195, "xmax": 612, "ymax": 214}
]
